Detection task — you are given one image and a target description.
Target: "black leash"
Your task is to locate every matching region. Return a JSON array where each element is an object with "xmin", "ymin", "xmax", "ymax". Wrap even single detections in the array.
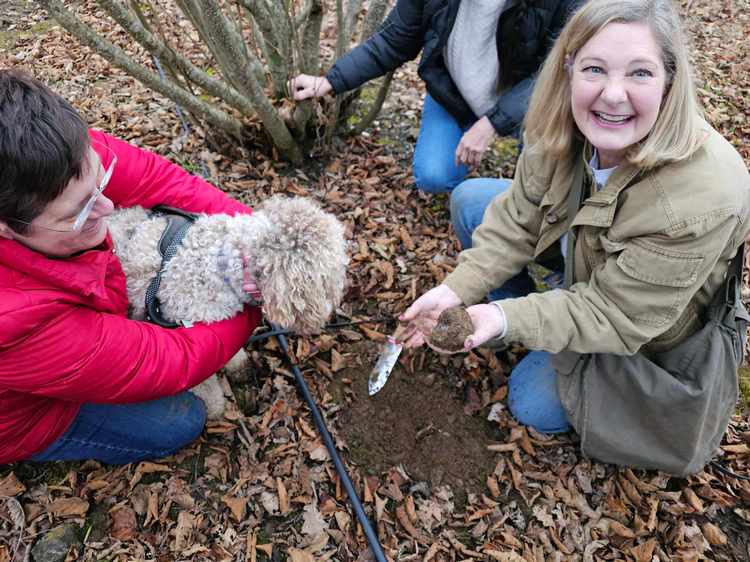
[
  {"xmin": 272, "ymin": 326, "xmax": 388, "ymax": 562},
  {"xmin": 248, "ymin": 317, "xmax": 392, "ymax": 343},
  {"xmin": 710, "ymin": 460, "xmax": 750, "ymax": 482}
]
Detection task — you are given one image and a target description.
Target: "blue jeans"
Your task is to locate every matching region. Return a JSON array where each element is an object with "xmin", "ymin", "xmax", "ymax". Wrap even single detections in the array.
[
  {"xmin": 412, "ymin": 94, "xmax": 470, "ymax": 193},
  {"xmin": 450, "ymin": 177, "xmax": 570, "ymax": 433},
  {"xmin": 31, "ymin": 392, "xmax": 207, "ymax": 465}
]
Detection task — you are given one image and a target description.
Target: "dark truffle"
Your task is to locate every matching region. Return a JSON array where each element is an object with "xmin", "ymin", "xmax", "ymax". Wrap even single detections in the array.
[{"xmin": 428, "ymin": 307, "xmax": 474, "ymax": 352}]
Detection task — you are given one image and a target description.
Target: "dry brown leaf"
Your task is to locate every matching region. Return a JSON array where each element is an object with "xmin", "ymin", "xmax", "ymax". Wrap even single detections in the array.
[
  {"xmin": 0, "ymin": 473, "xmax": 25, "ymax": 496},
  {"xmin": 487, "ymin": 443, "xmax": 517, "ymax": 453},
  {"xmin": 484, "ymin": 549, "xmax": 525, "ymax": 561},
  {"xmin": 359, "ymin": 325, "xmax": 387, "ymax": 342},
  {"xmin": 363, "ymin": 477, "xmax": 373, "ymax": 503},
  {"xmin": 301, "ymin": 504, "xmax": 328, "ymax": 537},
  {"xmin": 277, "ymin": 478, "xmax": 290, "ymax": 515},
  {"xmin": 374, "ymin": 493, "xmax": 387, "ymax": 521},
  {"xmin": 246, "ymin": 530, "xmax": 257, "ymax": 562},
  {"xmin": 721, "ymin": 443, "xmax": 750, "ymax": 455},
  {"xmin": 396, "ymin": 505, "xmax": 426, "ymax": 542},
  {"xmin": 608, "ymin": 519, "xmax": 636, "ymax": 538},
  {"xmin": 494, "ymin": 532, "xmax": 520, "ymax": 549},
  {"xmin": 144, "ymin": 490, "xmax": 159, "ymax": 527},
  {"xmin": 330, "ymin": 348, "xmax": 346, "ymax": 372},
  {"xmin": 701, "ymin": 522, "xmax": 727, "ymax": 545},
  {"xmin": 487, "ymin": 475, "xmax": 501, "ymax": 498},
  {"xmin": 618, "ymin": 475, "xmax": 643, "ymax": 506},
  {"xmin": 135, "ymin": 461, "xmax": 171, "ymax": 474},
  {"xmin": 423, "ymin": 542, "xmax": 442, "ymax": 562},
  {"xmin": 405, "ymin": 495, "xmax": 418, "ymax": 524},
  {"xmin": 682, "ymin": 487, "xmax": 704, "ymax": 513},
  {"xmin": 173, "ymin": 511, "xmax": 194, "ymax": 552},
  {"xmin": 287, "ymin": 547, "xmax": 316, "ymax": 562},
  {"xmin": 223, "ymin": 495, "xmax": 248, "ymax": 522},
  {"xmin": 629, "ymin": 538, "xmax": 657, "ymax": 562},
  {"xmin": 84, "ymin": 479, "xmax": 109, "ymax": 492},
  {"xmin": 467, "ymin": 506, "xmax": 495, "ymax": 522},
  {"xmin": 110, "ymin": 506, "xmax": 138, "ymax": 541},
  {"xmin": 48, "ymin": 497, "xmax": 89, "ymax": 518}
]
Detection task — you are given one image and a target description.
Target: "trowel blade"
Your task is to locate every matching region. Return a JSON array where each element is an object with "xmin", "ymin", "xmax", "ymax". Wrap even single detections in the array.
[{"xmin": 368, "ymin": 339, "xmax": 403, "ymax": 396}]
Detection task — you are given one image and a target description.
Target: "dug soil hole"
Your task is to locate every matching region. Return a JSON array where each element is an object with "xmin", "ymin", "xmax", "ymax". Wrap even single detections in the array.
[{"xmin": 332, "ymin": 341, "xmax": 498, "ymax": 499}]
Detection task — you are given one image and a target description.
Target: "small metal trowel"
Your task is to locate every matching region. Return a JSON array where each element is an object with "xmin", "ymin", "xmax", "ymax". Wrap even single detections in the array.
[{"xmin": 368, "ymin": 338, "xmax": 403, "ymax": 396}]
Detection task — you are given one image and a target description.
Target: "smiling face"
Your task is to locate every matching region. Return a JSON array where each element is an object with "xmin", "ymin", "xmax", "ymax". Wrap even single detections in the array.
[
  {"xmin": 570, "ymin": 21, "xmax": 668, "ymax": 168},
  {"xmin": 0, "ymin": 147, "xmax": 115, "ymax": 258}
]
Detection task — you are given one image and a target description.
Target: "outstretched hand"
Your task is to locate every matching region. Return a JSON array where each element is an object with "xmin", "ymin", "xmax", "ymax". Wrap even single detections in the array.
[
  {"xmin": 396, "ymin": 285, "xmax": 462, "ymax": 349},
  {"xmin": 288, "ymin": 74, "xmax": 333, "ymax": 101},
  {"xmin": 455, "ymin": 116, "xmax": 496, "ymax": 168},
  {"xmin": 397, "ymin": 291, "xmax": 507, "ymax": 353}
]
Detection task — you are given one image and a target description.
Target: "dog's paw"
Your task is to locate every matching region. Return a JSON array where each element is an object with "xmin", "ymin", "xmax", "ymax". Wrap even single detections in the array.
[
  {"xmin": 190, "ymin": 375, "xmax": 226, "ymax": 420},
  {"xmin": 224, "ymin": 348, "xmax": 250, "ymax": 380}
]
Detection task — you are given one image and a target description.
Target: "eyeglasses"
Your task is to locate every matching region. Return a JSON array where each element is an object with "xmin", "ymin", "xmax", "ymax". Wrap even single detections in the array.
[{"xmin": 6, "ymin": 141, "xmax": 117, "ymax": 233}]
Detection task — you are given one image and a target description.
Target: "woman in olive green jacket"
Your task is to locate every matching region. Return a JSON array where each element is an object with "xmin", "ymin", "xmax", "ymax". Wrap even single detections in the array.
[{"xmin": 399, "ymin": 0, "xmax": 750, "ymax": 475}]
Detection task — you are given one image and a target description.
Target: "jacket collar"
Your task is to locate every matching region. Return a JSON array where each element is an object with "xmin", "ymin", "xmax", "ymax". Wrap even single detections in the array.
[
  {"xmin": 0, "ymin": 233, "xmax": 115, "ymax": 299},
  {"xmin": 571, "ymin": 141, "xmax": 642, "ymax": 229}
]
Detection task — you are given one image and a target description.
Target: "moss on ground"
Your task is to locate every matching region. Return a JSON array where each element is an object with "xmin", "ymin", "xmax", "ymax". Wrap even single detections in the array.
[{"xmin": 0, "ymin": 19, "xmax": 54, "ymax": 53}]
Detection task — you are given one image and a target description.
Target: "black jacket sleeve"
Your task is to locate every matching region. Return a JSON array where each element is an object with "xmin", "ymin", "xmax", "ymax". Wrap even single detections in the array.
[
  {"xmin": 485, "ymin": 0, "xmax": 582, "ymax": 136},
  {"xmin": 325, "ymin": 0, "xmax": 426, "ymax": 94}
]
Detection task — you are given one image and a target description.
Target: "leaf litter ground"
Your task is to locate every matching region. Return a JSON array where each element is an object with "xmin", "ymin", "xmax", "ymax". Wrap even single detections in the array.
[{"xmin": 1, "ymin": 0, "xmax": 750, "ymax": 561}]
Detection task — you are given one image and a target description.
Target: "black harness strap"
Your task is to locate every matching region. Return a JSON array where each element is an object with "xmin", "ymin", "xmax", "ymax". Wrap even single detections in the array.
[{"xmin": 144, "ymin": 205, "xmax": 198, "ymax": 328}]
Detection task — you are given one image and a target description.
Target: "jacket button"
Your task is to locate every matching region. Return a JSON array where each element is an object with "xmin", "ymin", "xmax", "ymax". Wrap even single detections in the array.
[{"xmin": 546, "ymin": 212, "xmax": 559, "ymax": 224}]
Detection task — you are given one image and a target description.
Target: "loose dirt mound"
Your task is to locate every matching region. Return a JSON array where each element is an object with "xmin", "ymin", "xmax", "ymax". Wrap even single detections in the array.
[{"xmin": 333, "ymin": 342, "xmax": 497, "ymax": 498}]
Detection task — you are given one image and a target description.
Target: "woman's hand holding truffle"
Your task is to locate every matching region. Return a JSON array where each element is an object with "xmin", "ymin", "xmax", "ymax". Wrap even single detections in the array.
[{"xmin": 398, "ymin": 285, "xmax": 462, "ymax": 349}]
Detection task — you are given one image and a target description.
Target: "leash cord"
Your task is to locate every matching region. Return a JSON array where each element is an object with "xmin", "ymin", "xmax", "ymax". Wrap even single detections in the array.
[
  {"xmin": 272, "ymin": 326, "xmax": 388, "ymax": 562},
  {"xmin": 710, "ymin": 460, "xmax": 750, "ymax": 481},
  {"xmin": 248, "ymin": 316, "xmax": 392, "ymax": 343}
]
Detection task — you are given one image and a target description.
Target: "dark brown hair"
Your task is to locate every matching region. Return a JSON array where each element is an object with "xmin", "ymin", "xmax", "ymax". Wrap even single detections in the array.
[{"xmin": 0, "ymin": 69, "xmax": 89, "ymax": 234}]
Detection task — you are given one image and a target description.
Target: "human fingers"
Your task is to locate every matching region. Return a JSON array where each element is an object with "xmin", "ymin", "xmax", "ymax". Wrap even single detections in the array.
[
  {"xmin": 463, "ymin": 303, "xmax": 505, "ymax": 349},
  {"xmin": 288, "ymin": 74, "xmax": 314, "ymax": 100},
  {"xmin": 400, "ymin": 293, "xmax": 433, "ymax": 322},
  {"xmin": 470, "ymin": 148, "xmax": 483, "ymax": 168},
  {"xmin": 402, "ymin": 329, "xmax": 426, "ymax": 349}
]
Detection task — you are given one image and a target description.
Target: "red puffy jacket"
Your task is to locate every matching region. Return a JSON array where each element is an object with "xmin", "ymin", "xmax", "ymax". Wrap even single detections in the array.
[{"xmin": 0, "ymin": 130, "xmax": 261, "ymax": 464}]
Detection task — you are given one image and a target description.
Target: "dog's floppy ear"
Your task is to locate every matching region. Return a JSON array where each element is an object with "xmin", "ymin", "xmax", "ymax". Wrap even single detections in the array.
[{"xmin": 253, "ymin": 197, "xmax": 348, "ymax": 334}]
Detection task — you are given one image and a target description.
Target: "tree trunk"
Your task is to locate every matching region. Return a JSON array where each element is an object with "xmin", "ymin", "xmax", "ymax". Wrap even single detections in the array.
[{"xmin": 39, "ymin": 0, "xmax": 391, "ymax": 164}]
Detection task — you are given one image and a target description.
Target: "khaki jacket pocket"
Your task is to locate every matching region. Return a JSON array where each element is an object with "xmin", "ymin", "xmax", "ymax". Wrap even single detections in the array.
[
  {"xmin": 617, "ymin": 240, "xmax": 703, "ymax": 288},
  {"xmin": 615, "ymin": 240, "xmax": 705, "ymax": 327}
]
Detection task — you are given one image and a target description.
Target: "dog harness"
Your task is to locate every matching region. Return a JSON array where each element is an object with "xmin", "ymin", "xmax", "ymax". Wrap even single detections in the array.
[{"xmin": 144, "ymin": 205, "xmax": 198, "ymax": 328}]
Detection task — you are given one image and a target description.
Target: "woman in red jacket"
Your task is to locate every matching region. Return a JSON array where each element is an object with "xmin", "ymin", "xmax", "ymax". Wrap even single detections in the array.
[{"xmin": 0, "ymin": 69, "xmax": 261, "ymax": 465}]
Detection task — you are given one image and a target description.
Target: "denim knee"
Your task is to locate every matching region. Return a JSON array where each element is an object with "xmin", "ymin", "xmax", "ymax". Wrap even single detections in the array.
[
  {"xmin": 162, "ymin": 392, "xmax": 207, "ymax": 453},
  {"xmin": 507, "ymin": 351, "xmax": 570, "ymax": 434},
  {"xmin": 450, "ymin": 178, "xmax": 513, "ymax": 250},
  {"xmin": 413, "ymin": 159, "xmax": 465, "ymax": 194}
]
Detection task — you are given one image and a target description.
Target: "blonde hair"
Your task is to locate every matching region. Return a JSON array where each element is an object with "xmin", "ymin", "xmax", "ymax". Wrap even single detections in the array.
[{"xmin": 524, "ymin": 0, "xmax": 703, "ymax": 169}]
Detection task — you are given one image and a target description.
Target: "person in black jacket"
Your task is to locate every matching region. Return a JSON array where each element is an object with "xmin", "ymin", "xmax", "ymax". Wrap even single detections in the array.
[{"xmin": 291, "ymin": 0, "xmax": 581, "ymax": 194}]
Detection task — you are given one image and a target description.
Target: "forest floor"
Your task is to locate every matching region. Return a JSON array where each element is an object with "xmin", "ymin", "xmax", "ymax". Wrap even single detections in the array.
[{"xmin": 1, "ymin": 0, "xmax": 749, "ymax": 561}]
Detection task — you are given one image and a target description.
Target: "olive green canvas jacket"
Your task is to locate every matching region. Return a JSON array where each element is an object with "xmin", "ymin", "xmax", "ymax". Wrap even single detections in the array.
[
  {"xmin": 443, "ymin": 120, "xmax": 750, "ymax": 474},
  {"xmin": 445, "ymin": 121, "xmax": 750, "ymax": 355}
]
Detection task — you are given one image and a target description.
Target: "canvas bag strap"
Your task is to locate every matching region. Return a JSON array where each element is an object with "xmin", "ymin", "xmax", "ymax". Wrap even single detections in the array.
[
  {"xmin": 719, "ymin": 242, "xmax": 746, "ymax": 326},
  {"xmin": 563, "ymin": 161, "xmax": 587, "ymax": 290}
]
